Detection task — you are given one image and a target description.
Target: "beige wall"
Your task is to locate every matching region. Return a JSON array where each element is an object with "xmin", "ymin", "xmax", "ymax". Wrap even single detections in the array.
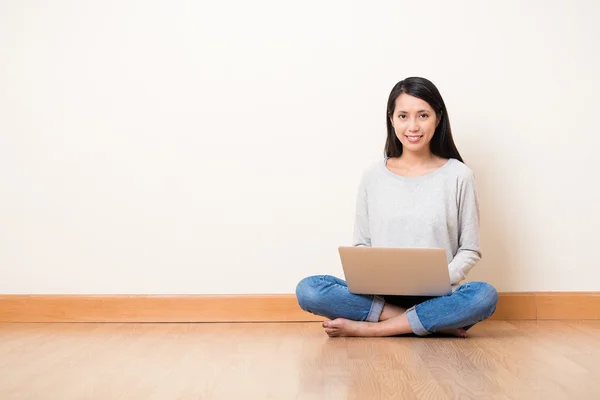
[{"xmin": 1, "ymin": 0, "xmax": 599, "ymax": 294}]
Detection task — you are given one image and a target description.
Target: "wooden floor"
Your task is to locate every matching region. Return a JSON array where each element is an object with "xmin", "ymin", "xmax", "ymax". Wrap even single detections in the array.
[{"xmin": 1, "ymin": 321, "xmax": 599, "ymax": 399}]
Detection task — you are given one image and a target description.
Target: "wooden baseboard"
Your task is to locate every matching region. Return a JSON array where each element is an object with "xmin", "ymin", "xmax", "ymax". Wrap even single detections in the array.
[
  {"xmin": 0, "ymin": 295, "xmax": 324, "ymax": 323},
  {"xmin": 1, "ymin": 292, "xmax": 599, "ymax": 322}
]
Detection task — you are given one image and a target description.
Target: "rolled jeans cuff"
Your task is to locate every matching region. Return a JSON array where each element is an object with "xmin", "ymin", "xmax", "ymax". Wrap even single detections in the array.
[
  {"xmin": 366, "ymin": 295, "xmax": 385, "ymax": 322},
  {"xmin": 406, "ymin": 306, "xmax": 430, "ymax": 336}
]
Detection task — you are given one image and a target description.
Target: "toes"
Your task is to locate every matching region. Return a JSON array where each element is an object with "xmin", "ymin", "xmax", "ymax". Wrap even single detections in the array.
[
  {"xmin": 437, "ymin": 328, "xmax": 468, "ymax": 338},
  {"xmin": 323, "ymin": 319, "xmax": 338, "ymax": 328},
  {"xmin": 454, "ymin": 329, "xmax": 468, "ymax": 338},
  {"xmin": 325, "ymin": 328, "xmax": 339, "ymax": 337}
]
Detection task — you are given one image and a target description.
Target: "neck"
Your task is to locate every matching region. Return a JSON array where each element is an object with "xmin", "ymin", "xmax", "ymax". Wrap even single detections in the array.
[{"xmin": 399, "ymin": 149, "xmax": 435, "ymax": 167}]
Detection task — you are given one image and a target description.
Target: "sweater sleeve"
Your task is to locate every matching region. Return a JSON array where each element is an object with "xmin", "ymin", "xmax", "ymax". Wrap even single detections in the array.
[
  {"xmin": 448, "ymin": 171, "xmax": 482, "ymax": 284},
  {"xmin": 352, "ymin": 171, "xmax": 371, "ymax": 247}
]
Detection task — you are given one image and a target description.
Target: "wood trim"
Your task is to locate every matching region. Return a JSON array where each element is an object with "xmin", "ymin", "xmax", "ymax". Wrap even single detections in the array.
[
  {"xmin": 0, "ymin": 295, "xmax": 323, "ymax": 323},
  {"xmin": 488, "ymin": 292, "xmax": 537, "ymax": 320},
  {"xmin": 0, "ymin": 292, "xmax": 599, "ymax": 322},
  {"xmin": 536, "ymin": 292, "xmax": 600, "ymax": 320}
]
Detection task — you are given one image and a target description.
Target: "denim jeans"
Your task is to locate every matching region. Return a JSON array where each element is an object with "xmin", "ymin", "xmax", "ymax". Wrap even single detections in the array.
[{"xmin": 295, "ymin": 275, "xmax": 498, "ymax": 336}]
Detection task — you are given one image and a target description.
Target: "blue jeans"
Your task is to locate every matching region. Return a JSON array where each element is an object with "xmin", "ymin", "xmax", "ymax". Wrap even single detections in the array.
[{"xmin": 295, "ymin": 275, "xmax": 498, "ymax": 336}]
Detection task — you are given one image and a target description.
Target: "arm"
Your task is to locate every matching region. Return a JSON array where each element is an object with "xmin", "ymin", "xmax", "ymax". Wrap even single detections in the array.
[
  {"xmin": 448, "ymin": 171, "xmax": 482, "ymax": 285},
  {"xmin": 352, "ymin": 172, "xmax": 371, "ymax": 247}
]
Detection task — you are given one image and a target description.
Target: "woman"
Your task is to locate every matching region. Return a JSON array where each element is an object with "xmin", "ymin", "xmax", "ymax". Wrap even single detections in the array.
[{"xmin": 296, "ymin": 77, "xmax": 498, "ymax": 338}]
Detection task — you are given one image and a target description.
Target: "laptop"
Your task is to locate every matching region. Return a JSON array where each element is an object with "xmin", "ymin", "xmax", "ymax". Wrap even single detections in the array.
[{"xmin": 338, "ymin": 246, "xmax": 452, "ymax": 296}]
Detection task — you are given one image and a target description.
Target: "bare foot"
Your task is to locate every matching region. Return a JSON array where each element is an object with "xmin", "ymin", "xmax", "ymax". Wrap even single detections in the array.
[
  {"xmin": 436, "ymin": 328, "xmax": 468, "ymax": 338},
  {"xmin": 321, "ymin": 319, "xmax": 467, "ymax": 338},
  {"xmin": 322, "ymin": 318, "xmax": 375, "ymax": 337}
]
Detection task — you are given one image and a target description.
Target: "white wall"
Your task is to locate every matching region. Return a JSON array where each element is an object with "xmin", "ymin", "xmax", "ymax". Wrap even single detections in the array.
[{"xmin": 1, "ymin": 0, "xmax": 599, "ymax": 294}]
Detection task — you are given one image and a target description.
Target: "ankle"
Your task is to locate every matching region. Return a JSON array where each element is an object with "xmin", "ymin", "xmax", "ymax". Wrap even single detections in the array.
[{"xmin": 379, "ymin": 303, "xmax": 406, "ymax": 321}]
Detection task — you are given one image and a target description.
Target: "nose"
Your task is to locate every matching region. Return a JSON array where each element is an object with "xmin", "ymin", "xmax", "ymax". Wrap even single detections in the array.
[{"xmin": 408, "ymin": 118, "xmax": 419, "ymax": 132}]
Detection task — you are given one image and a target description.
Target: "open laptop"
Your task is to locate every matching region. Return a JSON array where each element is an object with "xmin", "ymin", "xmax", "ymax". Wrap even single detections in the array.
[{"xmin": 338, "ymin": 246, "xmax": 452, "ymax": 296}]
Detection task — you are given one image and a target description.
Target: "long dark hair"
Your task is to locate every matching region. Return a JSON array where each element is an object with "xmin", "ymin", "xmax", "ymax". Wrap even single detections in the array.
[{"xmin": 384, "ymin": 77, "xmax": 463, "ymax": 163}]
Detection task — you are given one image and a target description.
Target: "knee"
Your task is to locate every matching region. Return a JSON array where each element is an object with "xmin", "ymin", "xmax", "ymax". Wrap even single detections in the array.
[
  {"xmin": 468, "ymin": 281, "xmax": 499, "ymax": 318},
  {"xmin": 295, "ymin": 275, "xmax": 323, "ymax": 312}
]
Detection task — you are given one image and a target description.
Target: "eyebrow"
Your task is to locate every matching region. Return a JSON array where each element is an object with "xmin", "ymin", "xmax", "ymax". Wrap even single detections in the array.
[{"xmin": 397, "ymin": 110, "xmax": 431, "ymax": 113}]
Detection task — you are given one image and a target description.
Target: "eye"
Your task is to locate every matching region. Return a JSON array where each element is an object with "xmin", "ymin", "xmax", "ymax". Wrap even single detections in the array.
[
  {"xmin": 398, "ymin": 114, "xmax": 407, "ymax": 119},
  {"xmin": 419, "ymin": 114, "xmax": 429, "ymax": 119}
]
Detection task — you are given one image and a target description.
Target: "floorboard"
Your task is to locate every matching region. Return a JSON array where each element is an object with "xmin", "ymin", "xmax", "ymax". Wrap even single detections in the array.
[{"xmin": 1, "ymin": 321, "xmax": 598, "ymax": 399}]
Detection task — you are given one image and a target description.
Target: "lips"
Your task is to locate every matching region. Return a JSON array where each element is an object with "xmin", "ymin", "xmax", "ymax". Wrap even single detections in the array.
[{"xmin": 404, "ymin": 135, "xmax": 423, "ymax": 143}]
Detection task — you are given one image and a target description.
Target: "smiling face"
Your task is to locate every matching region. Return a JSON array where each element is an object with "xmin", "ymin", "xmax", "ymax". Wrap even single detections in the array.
[{"xmin": 389, "ymin": 93, "xmax": 440, "ymax": 155}]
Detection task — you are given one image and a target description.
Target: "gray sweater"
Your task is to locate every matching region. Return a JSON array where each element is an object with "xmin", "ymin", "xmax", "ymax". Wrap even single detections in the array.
[{"xmin": 352, "ymin": 158, "xmax": 482, "ymax": 285}]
